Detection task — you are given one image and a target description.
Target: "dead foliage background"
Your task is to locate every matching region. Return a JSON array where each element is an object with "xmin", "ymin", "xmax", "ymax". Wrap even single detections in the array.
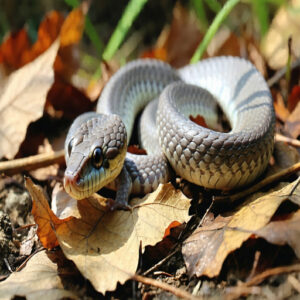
[{"xmin": 1, "ymin": 0, "xmax": 300, "ymax": 299}]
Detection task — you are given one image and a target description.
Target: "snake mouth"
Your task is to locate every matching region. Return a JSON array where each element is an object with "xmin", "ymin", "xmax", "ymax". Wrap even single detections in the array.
[{"xmin": 64, "ymin": 168, "xmax": 104, "ymax": 200}]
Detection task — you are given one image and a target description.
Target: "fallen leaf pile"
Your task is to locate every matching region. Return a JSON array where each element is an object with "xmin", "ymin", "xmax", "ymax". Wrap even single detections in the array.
[
  {"xmin": 25, "ymin": 178, "xmax": 190, "ymax": 293},
  {"xmin": 0, "ymin": 40, "xmax": 59, "ymax": 159},
  {"xmin": 0, "ymin": 250, "xmax": 78, "ymax": 299},
  {"xmin": 183, "ymin": 179, "xmax": 300, "ymax": 278},
  {"xmin": 0, "ymin": 3, "xmax": 91, "ymax": 160},
  {"xmin": 0, "ymin": 1, "xmax": 300, "ymax": 299}
]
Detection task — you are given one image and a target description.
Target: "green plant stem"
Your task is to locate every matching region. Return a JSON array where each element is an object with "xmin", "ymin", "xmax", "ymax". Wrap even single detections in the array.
[
  {"xmin": 190, "ymin": 0, "xmax": 240, "ymax": 63},
  {"xmin": 204, "ymin": 0, "xmax": 222, "ymax": 13},
  {"xmin": 252, "ymin": 0, "xmax": 269, "ymax": 37},
  {"xmin": 102, "ymin": 0, "xmax": 148, "ymax": 61},
  {"xmin": 191, "ymin": 0, "xmax": 208, "ymax": 30},
  {"xmin": 64, "ymin": 0, "xmax": 104, "ymax": 56}
]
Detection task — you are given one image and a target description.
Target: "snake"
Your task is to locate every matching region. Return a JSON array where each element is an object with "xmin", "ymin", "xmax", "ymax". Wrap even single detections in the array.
[{"xmin": 64, "ymin": 56, "xmax": 275, "ymax": 206}]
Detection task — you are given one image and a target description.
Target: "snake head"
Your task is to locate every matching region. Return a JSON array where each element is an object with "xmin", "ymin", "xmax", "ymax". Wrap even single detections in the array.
[{"xmin": 64, "ymin": 113, "xmax": 127, "ymax": 200}]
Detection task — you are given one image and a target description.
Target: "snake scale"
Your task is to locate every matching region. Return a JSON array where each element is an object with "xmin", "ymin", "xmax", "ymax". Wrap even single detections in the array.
[{"xmin": 64, "ymin": 57, "xmax": 275, "ymax": 206}]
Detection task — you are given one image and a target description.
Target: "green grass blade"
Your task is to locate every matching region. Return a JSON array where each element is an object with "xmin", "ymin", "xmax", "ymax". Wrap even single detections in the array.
[
  {"xmin": 102, "ymin": 0, "xmax": 148, "ymax": 61},
  {"xmin": 252, "ymin": 0, "xmax": 269, "ymax": 37},
  {"xmin": 84, "ymin": 17, "xmax": 104, "ymax": 56},
  {"xmin": 204, "ymin": 0, "xmax": 222, "ymax": 13},
  {"xmin": 64, "ymin": 0, "xmax": 104, "ymax": 56},
  {"xmin": 190, "ymin": 0, "xmax": 240, "ymax": 63},
  {"xmin": 191, "ymin": 0, "xmax": 208, "ymax": 30}
]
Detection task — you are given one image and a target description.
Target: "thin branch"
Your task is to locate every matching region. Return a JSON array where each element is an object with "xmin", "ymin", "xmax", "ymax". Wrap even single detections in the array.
[
  {"xmin": 214, "ymin": 161, "xmax": 300, "ymax": 203},
  {"xmin": 143, "ymin": 247, "xmax": 180, "ymax": 276},
  {"xmin": 0, "ymin": 150, "xmax": 65, "ymax": 176},
  {"xmin": 275, "ymin": 133, "xmax": 300, "ymax": 148},
  {"xmin": 244, "ymin": 264, "xmax": 300, "ymax": 287},
  {"xmin": 132, "ymin": 274, "xmax": 202, "ymax": 299}
]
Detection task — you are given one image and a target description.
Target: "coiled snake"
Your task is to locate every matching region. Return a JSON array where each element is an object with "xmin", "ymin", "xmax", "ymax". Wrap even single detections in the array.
[{"xmin": 64, "ymin": 57, "xmax": 275, "ymax": 207}]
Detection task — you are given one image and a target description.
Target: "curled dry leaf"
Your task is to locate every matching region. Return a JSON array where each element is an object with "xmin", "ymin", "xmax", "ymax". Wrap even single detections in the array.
[
  {"xmin": 182, "ymin": 179, "xmax": 300, "ymax": 278},
  {"xmin": 261, "ymin": 0, "xmax": 300, "ymax": 69},
  {"xmin": 26, "ymin": 178, "xmax": 191, "ymax": 294},
  {"xmin": 0, "ymin": 250, "xmax": 78, "ymax": 300},
  {"xmin": 0, "ymin": 40, "xmax": 59, "ymax": 159},
  {"xmin": 256, "ymin": 210, "xmax": 300, "ymax": 258},
  {"xmin": 0, "ymin": 12, "xmax": 64, "ymax": 74},
  {"xmin": 25, "ymin": 177, "xmax": 67, "ymax": 249}
]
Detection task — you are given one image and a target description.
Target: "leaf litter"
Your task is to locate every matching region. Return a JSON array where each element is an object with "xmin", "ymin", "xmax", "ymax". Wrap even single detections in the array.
[
  {"xmin": 26, "ymin": 178, "xmax": 190, "ymax": 293},
  {"xmin": 182, "ymin": 179, "xmax": 300, "ymax": 278},
  {"xmin": 0, "ymin": 1, "xmax": 300, "ymax": 299}
]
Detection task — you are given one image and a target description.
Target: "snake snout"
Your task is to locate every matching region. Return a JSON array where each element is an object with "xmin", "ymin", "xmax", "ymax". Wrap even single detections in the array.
[{"xmin": 64, "ymin": 171, "xmax": 80, "ymax": 188}]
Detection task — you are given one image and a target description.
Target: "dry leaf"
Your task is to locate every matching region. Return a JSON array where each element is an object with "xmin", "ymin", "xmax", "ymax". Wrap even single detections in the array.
[
  {"xmin": 0, "ymin": 29, "xmax": 31, "ymax": 72},
  {"xmin": 273, "ymin": 91, "xmax": 290, "ymax": 122},
  {"xmin": 27, "ymin": 11, "xmax": 64, "ymax": 64},
  {"xmin": 46, "ymin": 79, "xmax": 93, "ymax": 120},
  {"xmin": 143, "ymin": 3, "xmax": 202, "ymax": 68},
  {"xmin": 0, "ymin": 40, "xmax": 59, "ymax": 159},
  {"xmin": 284, "ymin": 101, "xmax": 300, "ymax": 139},
  {"xmin": 189, "ymin": 115, "xmax": 208, "ymax": 128},
  {"xmin": 127, "ymin": 145, "xmax": 147, "ymax": 155},
  {"xmin": 26, "ymin": 178, "xmax": 191, "ymax": 293},
  {"xmin": 86, "ymin": 60, "xmax": 120, "ymax": 101},
  {"xmin": 182, "ymin": 179, "xmax": 300, "ymax": 278},
  {"xmin": 207, "ymin": 28, "xmax": 241, "ymax": 58},
  {"xmin": 51, "ymin": 183, "xmax": 82, "ymax": 219},
  {"xmin": 261, "ymin": 0, "xmax": 300, "ymax": 69},
  {"xmin": 0, "ymin": 6, "xmax": 87, "ymax": 83},
  {"xmin": 256, "ymin": 210, "xmax": 300, "ymax": 258},
  {"xmin": 59, "ymin": 2, "xmax": 88, "ymax": 47},
  {"xmin": 25, "ymin": 177, "xmax": 67, "ymax": 249},
  {"xmin": 0, "ymin": 12, "xmax": 63, "ymax": 74},
  {"xmin": 0, "ymin": 250, "xmax": 78, "ymax": 300},
  {"xmin": 287, "ymin": 85, "xmax": 300, "ymax": 112},
  {"xmin": 54, "ymin": 3, "xmax": 88, "ymax": 80}
]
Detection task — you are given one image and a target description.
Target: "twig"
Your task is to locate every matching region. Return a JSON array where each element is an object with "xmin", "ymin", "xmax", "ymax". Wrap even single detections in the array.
[
  {"xmin": 4, "ymin": 258, "xmax": 13, "ymax": 273},
  {"xmin": 275, "ymin": 133, "xmax": 300, "ymax": 148},
  {"xmin": 198, "ymin": 200, "xmax": 214, "ymax": 228},
  {"xmin": 267, "ymin": 57, "xmax": 300, "ymax": 87},
  {"xmin": 15, "ymin": 247, "xmax": 45, "ymax": 272},
  {"xmin": 143, "ymin": 246, "xmax": 180, "ymax": 276},
  {"xmin": 0, "ymin": 150, "xmax": 65, "ymax": 176},
  {"xmin": 214, "ymin": 161, "xmax": 300, "ymax": 203},
  {"xmin": 288, "ymin": 275, "xmax": 300, "ymax": 294},
  {"xmin": 285, "ymin": 37, "xmax": 293, "ymax": 99},
  {"xmin": 244, "ymin": 264, "xmax": 300, "ymax": 287},
  {"xmin": 132, "ymin": 274, "xmax": 202, "ymax": 299}
]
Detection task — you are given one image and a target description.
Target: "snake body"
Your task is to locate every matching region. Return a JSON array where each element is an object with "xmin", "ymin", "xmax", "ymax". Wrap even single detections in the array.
[{"xmin": 64, "ymin": 57, "xmax": 275, "ymax": 202}]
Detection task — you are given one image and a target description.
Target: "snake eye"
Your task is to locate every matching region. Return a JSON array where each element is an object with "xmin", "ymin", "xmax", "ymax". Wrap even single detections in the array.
[
  {"xmin": 92, "ymin": 147, "xmax": 103, "ymax": 169},
  {"xmin": 68, "ymin": 139, "xmax": 74, "ymax": 157}
]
